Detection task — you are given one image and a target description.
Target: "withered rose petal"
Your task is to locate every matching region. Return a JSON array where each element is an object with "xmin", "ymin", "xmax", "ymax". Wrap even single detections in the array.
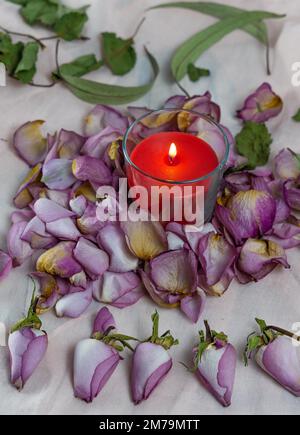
[
  {"xmin": 46, "ymin": 218, "xmax": 81, "ymax": 241},
  {"xmin": 198, "ymin": 232, "xmax": 236, "ymax": 286},
  {"xmin": 36, "ymin": 241, "xmax": 82, "ymax": 278},
  {"xmin": 56, "ymin": 129, "xmax": 85, "ymax": 159},
  {"xmin": 274, "ymin": 148, "xmax": 300, "ymax": 181},
  {"xmin": 7, "ymin": 221, "xmax": 33, "ymax": 266},
  {"xmin": 21, "ymin": 216, "xmax": 57, "ymax": 249},
  {"xmin": 42, "ymin": 159, "xmax": 76, "ymax": 190},
  {"xmin": 69, "ymin": 195, "xmax": 87, "ymax": 217},
  {"xmin": 236, "ymin": 238, "xmax": 290, "ymax": 282},
  {"xmin": 237, "ymin": 83, "xmax": 283, "ymax": 123},
  {"xmin": 73, "ymin": 237, "xmax": 109, "ymax": 277},
  {"xmin": 76, "ymin": 203, "xmax": 106, "ymax": 235},
  {"xmin": 11, "ymin": 209, "xmax": 35, "ymax": 224},
  {"xmin": 55, "ymin": 285, "xmax": 92, "ymax": 318},
  {"xmin": 198, "ymin": 267, "xmax": 235, "ymax": 296},
  {"xmin": 32, "ymin": 272, "xmax": 60, "ymax": 314},
  {"xmin": 121, "ymin": 213, "xmax": 168, "ymax": 261},
  {"xmin": 34, "ymin": 198, "xmax": 75, "ymax": 223},
  {"xmin": 14, "ymin": 164, "xmax": 42, "ymax": 208},
  {"xmin": 81, "ymin": 127, "xmax": 120, "ymax": 159},
  {"xmin": 84, "ymin": 104, "xmax": 129, "ymax": 136},
  {"xmin": 216, "ymin": 190, "xmax": 276, "ymax": 245},
  {"xmin": 93, "ymin": 271, "xmax": 144, "ymax": 308},
  {"xmin": 150, "ymin": 249, "xmax": 198, "ymax": 295},
  {"xmin": 97, "ymin": 223, "xmax": 138, "ymax": 273},
  {"xmin": 72, "ymin": 156, "xmax": 112, "ymax": 185},
  {"xmin": 180, "ymin": 289, "xmax": 206, "ymax": 323},
  {"xmin": 93, "ymin": 306, "xmax": 116, "ymax": 335},
  {"xmin": 0, "ymin": 250, "xmax": 12, "ymax": 280},
  {"xmin": 13, "ymin": 120, "xmax": 47, "ymax": 166},
  {"xmin": 283, "ymin": 179, "xmax": 300, "ymax": 211}
]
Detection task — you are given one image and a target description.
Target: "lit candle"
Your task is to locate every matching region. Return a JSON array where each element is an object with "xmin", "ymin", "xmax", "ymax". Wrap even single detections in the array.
[{"xmin": 126, "ymin": 131, "xmax": 219, "ymax": 223}]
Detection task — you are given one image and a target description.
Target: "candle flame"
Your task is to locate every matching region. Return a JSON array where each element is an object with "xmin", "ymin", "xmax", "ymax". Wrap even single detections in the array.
[{"xmin": 168, "ymin": 142, "xmax": 177, "ymax": 160}]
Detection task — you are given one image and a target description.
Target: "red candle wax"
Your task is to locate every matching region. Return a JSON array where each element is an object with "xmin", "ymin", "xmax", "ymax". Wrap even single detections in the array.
[
  {"xmin": 130, "ymin": 131, "xmax": 219, "ymax": 182},
  {"xmin": 127, "ymin": 131, "xmax": 219, "ymax": 223}
]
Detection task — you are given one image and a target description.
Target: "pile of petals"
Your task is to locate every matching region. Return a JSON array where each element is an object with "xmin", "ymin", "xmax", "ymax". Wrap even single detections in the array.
[{"xmin": 0, "ymin": 82, "xmax": 296, "ymax": 325}]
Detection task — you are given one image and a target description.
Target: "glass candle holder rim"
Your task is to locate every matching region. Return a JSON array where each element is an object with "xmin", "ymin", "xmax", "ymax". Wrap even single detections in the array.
[{"xmin": 122, "ymin": 108, "xmax": 230, "ymax": 185}]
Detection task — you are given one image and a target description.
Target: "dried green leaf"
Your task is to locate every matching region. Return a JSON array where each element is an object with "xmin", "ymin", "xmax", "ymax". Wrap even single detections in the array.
[
  {"xmin": 54, "ymin": 54, "xmax": 103, "ymax": 78},
  {"xmin": 235, "ymin": 121, "xmax": 272, "ymax": 169},
  {"xmin": 171, "ymin": 11, "xmax": 285, "ymax": 81},
  {"xmin": 60, "ymin": 48, "xmax": 159, "ymax": 105},
  {"xmin": 14, "ymin": 41, "xmax": 39, "ymax": 83},
  {"xmin": 54, "ymin": 10, "xmax": 88, "ymax": 41},
  {"xmin": 187, "ymin": 63, "xmax": 210, "ymax": 82},
  {"xmin": 102, "ymin": 32, "xmax": 136, "ymax": 76},
  {"xmin": 150, "ymin": 2, "xmax": 269, "ymax": 45},
  {"xmin": 0, "ymin": 32, "xmax": 24, "ymax": 75}
]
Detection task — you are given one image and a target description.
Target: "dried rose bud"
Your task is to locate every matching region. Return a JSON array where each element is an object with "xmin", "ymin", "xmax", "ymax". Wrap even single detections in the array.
[
  {"xmin": 131, "ymin": 311, "xmax": 178, "ymax": 404},
  {"xmin": 244, "ymin": 318, "xmax": 300, "ymax": 396},
  {"xmin": 193, "ymin": 321, "xmax": 236, "ymax": 407}
]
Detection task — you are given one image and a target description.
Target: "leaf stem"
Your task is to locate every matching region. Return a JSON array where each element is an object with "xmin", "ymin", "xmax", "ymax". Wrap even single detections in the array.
[
  {"xmin": 265, "ymin": 325, "xmax": 300, "ymax": 341},
  {"xmin": 175, "ymin": 78, "xmax": 190, "ymax": 97},
  {"xmin": 0, "ymin": 25, "xmax": 46, "ymax": 49},
  {"xmin": 266, "ymin": 41, "xmax": 271, "ymax": 75},
  {"xmin": 131, "ymin": 17, "xmax": 146, "ymax": 39},
  {"xmin": 40, "ymin": 35, "xmax": 90, "ymax": 42}
]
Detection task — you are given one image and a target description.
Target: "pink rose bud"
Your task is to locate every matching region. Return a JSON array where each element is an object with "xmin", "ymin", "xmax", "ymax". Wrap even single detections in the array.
[
  {"xmin": 73, "ymin": 307, "xmax": 137, "ymax": 403},
  {"xmin": 131, "ymin": 311, "xmax": 178, "ymax": 404},
  {"xmin": 8, "ymin": 288, "xmax": 48, "ymax": 390},
  {"xmin": 245, "ymin": 318, "xmax": 300, "ymax": 396},
  {"xmin": 193, "ymin": 321, "xmax": 237, "ymax": 407}
]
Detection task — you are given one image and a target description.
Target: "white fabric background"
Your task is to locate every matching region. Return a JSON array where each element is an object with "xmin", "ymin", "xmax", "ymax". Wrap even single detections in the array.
[{"xmin": 0, "ymin": 0, "xmax": 299, "ymax": 415}]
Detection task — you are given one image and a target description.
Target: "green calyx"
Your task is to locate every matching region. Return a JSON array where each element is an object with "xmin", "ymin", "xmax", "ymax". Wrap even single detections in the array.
[
  {"xmin": 148, "ymin": 310, "xmax": 179, "ymax": 350},
  {"xmin": 243, "ymin": 318, "xmax": 280, "ymax": 365},
  {"xmin": 11, "ymin": 281, "xmax": 42, "ymax": 333},
  {"xmin": 92, "ymin": 329, "xmax": 138, "ymax": 352},
  {"xmin": 193, "ymin": 320, "xmax": 228, "ymax": 370}
]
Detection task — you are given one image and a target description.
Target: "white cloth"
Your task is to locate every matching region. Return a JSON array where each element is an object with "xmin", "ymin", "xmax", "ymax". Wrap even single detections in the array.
[{"xmin": 0, "ymin": 0, "xmax": 299, "ymax": 415}]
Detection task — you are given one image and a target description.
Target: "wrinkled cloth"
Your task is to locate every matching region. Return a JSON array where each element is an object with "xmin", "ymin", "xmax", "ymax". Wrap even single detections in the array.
[{"xmin": 0, "ymin": 0, "xmax": 299, "ymax": 416}]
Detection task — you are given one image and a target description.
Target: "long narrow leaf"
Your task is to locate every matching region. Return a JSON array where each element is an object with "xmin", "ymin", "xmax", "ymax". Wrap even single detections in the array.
[
  {"xmin": 60, "ymin": 48, "xmax": 159, "ymax": 105},
  {"xmin": 171, "ymin": 11, "xmax": 285, "ymax": 81},
  {"xmin": 150, "ymin": 1, "xmax": 269, "ymax": 45}
]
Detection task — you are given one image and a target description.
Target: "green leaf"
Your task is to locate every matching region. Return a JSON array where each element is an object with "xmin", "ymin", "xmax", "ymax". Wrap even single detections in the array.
[
  {"xmin": 102, "ymin": 32, "xmax": 136, "ymax": 76},
  {"xmin": 187, "ymin": 63, "xmax": 210, "ymax": 82},
  {"xmin": 0, "ymin": 32, "xmax": 24, "ymax": 75},
  {"xmin": 21, "ymin": 0, "xmax": 49, "ymax": 25},
  {"xmin": 292, "ymin": 108, "xmax": 300, "ymax": 122},
  {"xmin": 54, "ymin": 10, "xmax": 88, "ymax": 41},
  {"xmin": 255, "ymin": 318, "xmax": 267, "ymax": 332},
  {"xmin": 243, "ymin": 333, "xmax": 264, "ymax": 365},
  {"xmin": 150, "ymin": 2, "xmax": 269, "ymax": 45},
  {"xmin": 60, "ymin": 48, "xmax": 159, "ymax": 105},
  {"xmin": 171, "ymin": 11, "xmax": 285, "ymax": 81},
  {"xmin": 14, "ymin": 41, "xmax": 39, "ymax": 83},
  {"xmin": 235, "ymin": 121, "xmax": 272, "ymax": 169},
  {"xmin": 54, "ymin": 54, "xmax": 103, "ymax": 78}
]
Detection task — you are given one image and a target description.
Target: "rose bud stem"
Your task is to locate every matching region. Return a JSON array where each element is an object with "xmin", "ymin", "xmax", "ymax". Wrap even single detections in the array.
[{"xmin": 244, "ymin": 318, "xmax": 300, "ymax": 396}]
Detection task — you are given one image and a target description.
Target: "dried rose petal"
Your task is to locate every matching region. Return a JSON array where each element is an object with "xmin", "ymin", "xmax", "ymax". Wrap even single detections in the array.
[
  {"xmin": 13, "ymin": 120, "xmax": 47, "ymax": 166},
  {"xmin": 237, "ymin": 83, "xmax": 283, "ymax": 123}
]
